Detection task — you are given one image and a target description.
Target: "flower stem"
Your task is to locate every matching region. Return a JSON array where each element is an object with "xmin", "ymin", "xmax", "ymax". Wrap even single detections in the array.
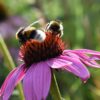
[
  {"xmin": 50, "ymin": 70, "xmax": 62, "ymax": 100},
  {"xmin": 0, "ymin": 34, "xmax": 24, "ymax": 100},
  {"xmin": 0, "ymin": 35, "xmax": 14, "ymax": 70}
]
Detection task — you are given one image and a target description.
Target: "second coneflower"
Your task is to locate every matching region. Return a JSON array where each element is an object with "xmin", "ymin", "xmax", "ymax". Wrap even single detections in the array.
[{"xmin": 0, "ymin": 20, "xmax": 100, "ymax": 100}]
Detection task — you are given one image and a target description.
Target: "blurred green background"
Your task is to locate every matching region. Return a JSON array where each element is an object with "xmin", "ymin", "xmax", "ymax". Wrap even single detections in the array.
[{"xmin": 0, "ymin": 0, "xmax": 100, "ymax": 100}]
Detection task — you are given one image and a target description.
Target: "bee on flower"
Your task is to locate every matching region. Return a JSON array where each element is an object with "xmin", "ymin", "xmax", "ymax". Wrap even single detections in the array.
[
  {"xmin": 45, "ymin": 20, "xmax": 63, "ymax": 37},
  {"xmin": 16, "ymin": 26, "xmax": 46, "ymax": 43},
  {"xmin": 0, "ymin": 20, "xmax": 100, "ymax": 100}
]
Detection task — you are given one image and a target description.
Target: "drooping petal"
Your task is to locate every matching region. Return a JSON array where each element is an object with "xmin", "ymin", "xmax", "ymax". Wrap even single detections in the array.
[
  {"xmin": 23, "ymin": 62, "xmax": 51, "ymax": 100},
  {"xmin": 60, "ymin": 55, "xmax": 90, "ymax": 82},
  {"xmin": 63, "ymin": 49, "xmax": 100, "ymax": 68},
  {"xmin": 0, "ymin": 68, "xmax": 17, "ymax": 97},
  {"xmin": 46, "ymin": 56, "xmax": 72, "ymax": 68},
  {"xmin": 64, "ymin": 49, "xmax": 100, "ymax": 55},
  {"xmin": 90, "ymin": 55, "xmax": 100, "ymax": 60},
  {"xmin": 74, "ymin": 53, "xmax": 100, "ymax": 68},
  {"xmin": 0, "ymin": 64, "xmax": 26, "ymax": 100}
]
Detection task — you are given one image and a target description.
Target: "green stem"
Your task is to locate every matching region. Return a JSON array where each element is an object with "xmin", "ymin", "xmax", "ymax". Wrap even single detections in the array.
[
  {"xmin": 0, "ymin": 34, "xmax": 24, "ymax": 100},
  {"xmin": 17, "ymin": 84, "xmax": 24, "ymax": 100},
  {"xmin": 0, "ymin": 35, "xmax": 15, "ymax": 70},
  {"xmin": 50, "ymin": 70, "xmax": 62, "ymax": 100}
]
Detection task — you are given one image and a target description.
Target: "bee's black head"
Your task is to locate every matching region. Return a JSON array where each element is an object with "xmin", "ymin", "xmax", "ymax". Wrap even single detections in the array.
[
  {"xmin": 46, "ymin": 20, "xmax": 63, "ymax": 37},
  {"xmin": 16, "ymin": 27, "xmax": 26, "ymax": 43},
  {"xmin": 49, "ymin": 21, "xmax": 60, "ymax": 31}
]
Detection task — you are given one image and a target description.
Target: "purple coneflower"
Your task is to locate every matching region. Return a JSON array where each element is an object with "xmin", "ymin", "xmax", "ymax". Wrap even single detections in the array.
[{"xmin": 0, "ymin": 20, "xmax": 100, "ymax": 100}]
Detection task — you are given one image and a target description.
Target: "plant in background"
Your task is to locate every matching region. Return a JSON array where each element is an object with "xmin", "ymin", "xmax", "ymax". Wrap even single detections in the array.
[{"xmin": 0, "ymin": 20, "xmax": 100, "ymax": 100}]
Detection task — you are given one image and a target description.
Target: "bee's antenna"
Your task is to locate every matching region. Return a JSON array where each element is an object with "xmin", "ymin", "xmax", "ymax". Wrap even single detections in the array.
[{"xmin": 27, "ymin": 19, "xmax": 42, "ymax": 28}]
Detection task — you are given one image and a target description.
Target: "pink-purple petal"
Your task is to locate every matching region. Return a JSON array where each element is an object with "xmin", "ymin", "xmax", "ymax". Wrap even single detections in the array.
[
  {"xmin": 47, "ymin": 56, "xmax": 72, "ymax": 69},
  {"xmin": 75, "ymin": 53, "xmax": 100, "ymax": 68},
  {"xmin": 63, "ymin": 49, "xmax": 100, "ymax": 68},
  {"xmin": 0, "ymin": 64, "xmax": 26, "ymax": 100},
  {"xmin": 90, "ymin": 55, "xmax": 100, "ymax": 60},
  {"xmin": 23, "ymin": 62, "xmax": 51, "ymax": 100},
  {"xmin": 64, "ymin": 49, "xmax": 100, "ymax": 55},
  {"xmin": 0, "ymin": 68, "xmax": 17, "ymax": 97},
  {"xmin": 60, "ymin": 55, "xmax": 90, "ymax": 82}
]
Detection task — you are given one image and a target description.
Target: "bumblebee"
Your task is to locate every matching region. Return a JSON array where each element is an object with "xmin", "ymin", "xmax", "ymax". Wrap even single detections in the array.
[
  {"xmin": 45, "ymin": 20, "xmax": 63, "ymax": 37},
  {"xmin": 16, "ymin": 26, "xmax": 46, "ymax": 44}
]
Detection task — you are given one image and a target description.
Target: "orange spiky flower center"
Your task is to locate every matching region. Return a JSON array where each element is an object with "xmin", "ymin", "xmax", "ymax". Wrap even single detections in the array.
[{"xmin": 20, "ymin": 32, "xmax": 65, "ymax": 67}]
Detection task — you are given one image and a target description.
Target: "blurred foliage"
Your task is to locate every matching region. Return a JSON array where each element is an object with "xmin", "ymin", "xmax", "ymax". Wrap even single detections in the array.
[{"xmin": 0, "ymin": 0, "xmax": 100, "ymax": 100}]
